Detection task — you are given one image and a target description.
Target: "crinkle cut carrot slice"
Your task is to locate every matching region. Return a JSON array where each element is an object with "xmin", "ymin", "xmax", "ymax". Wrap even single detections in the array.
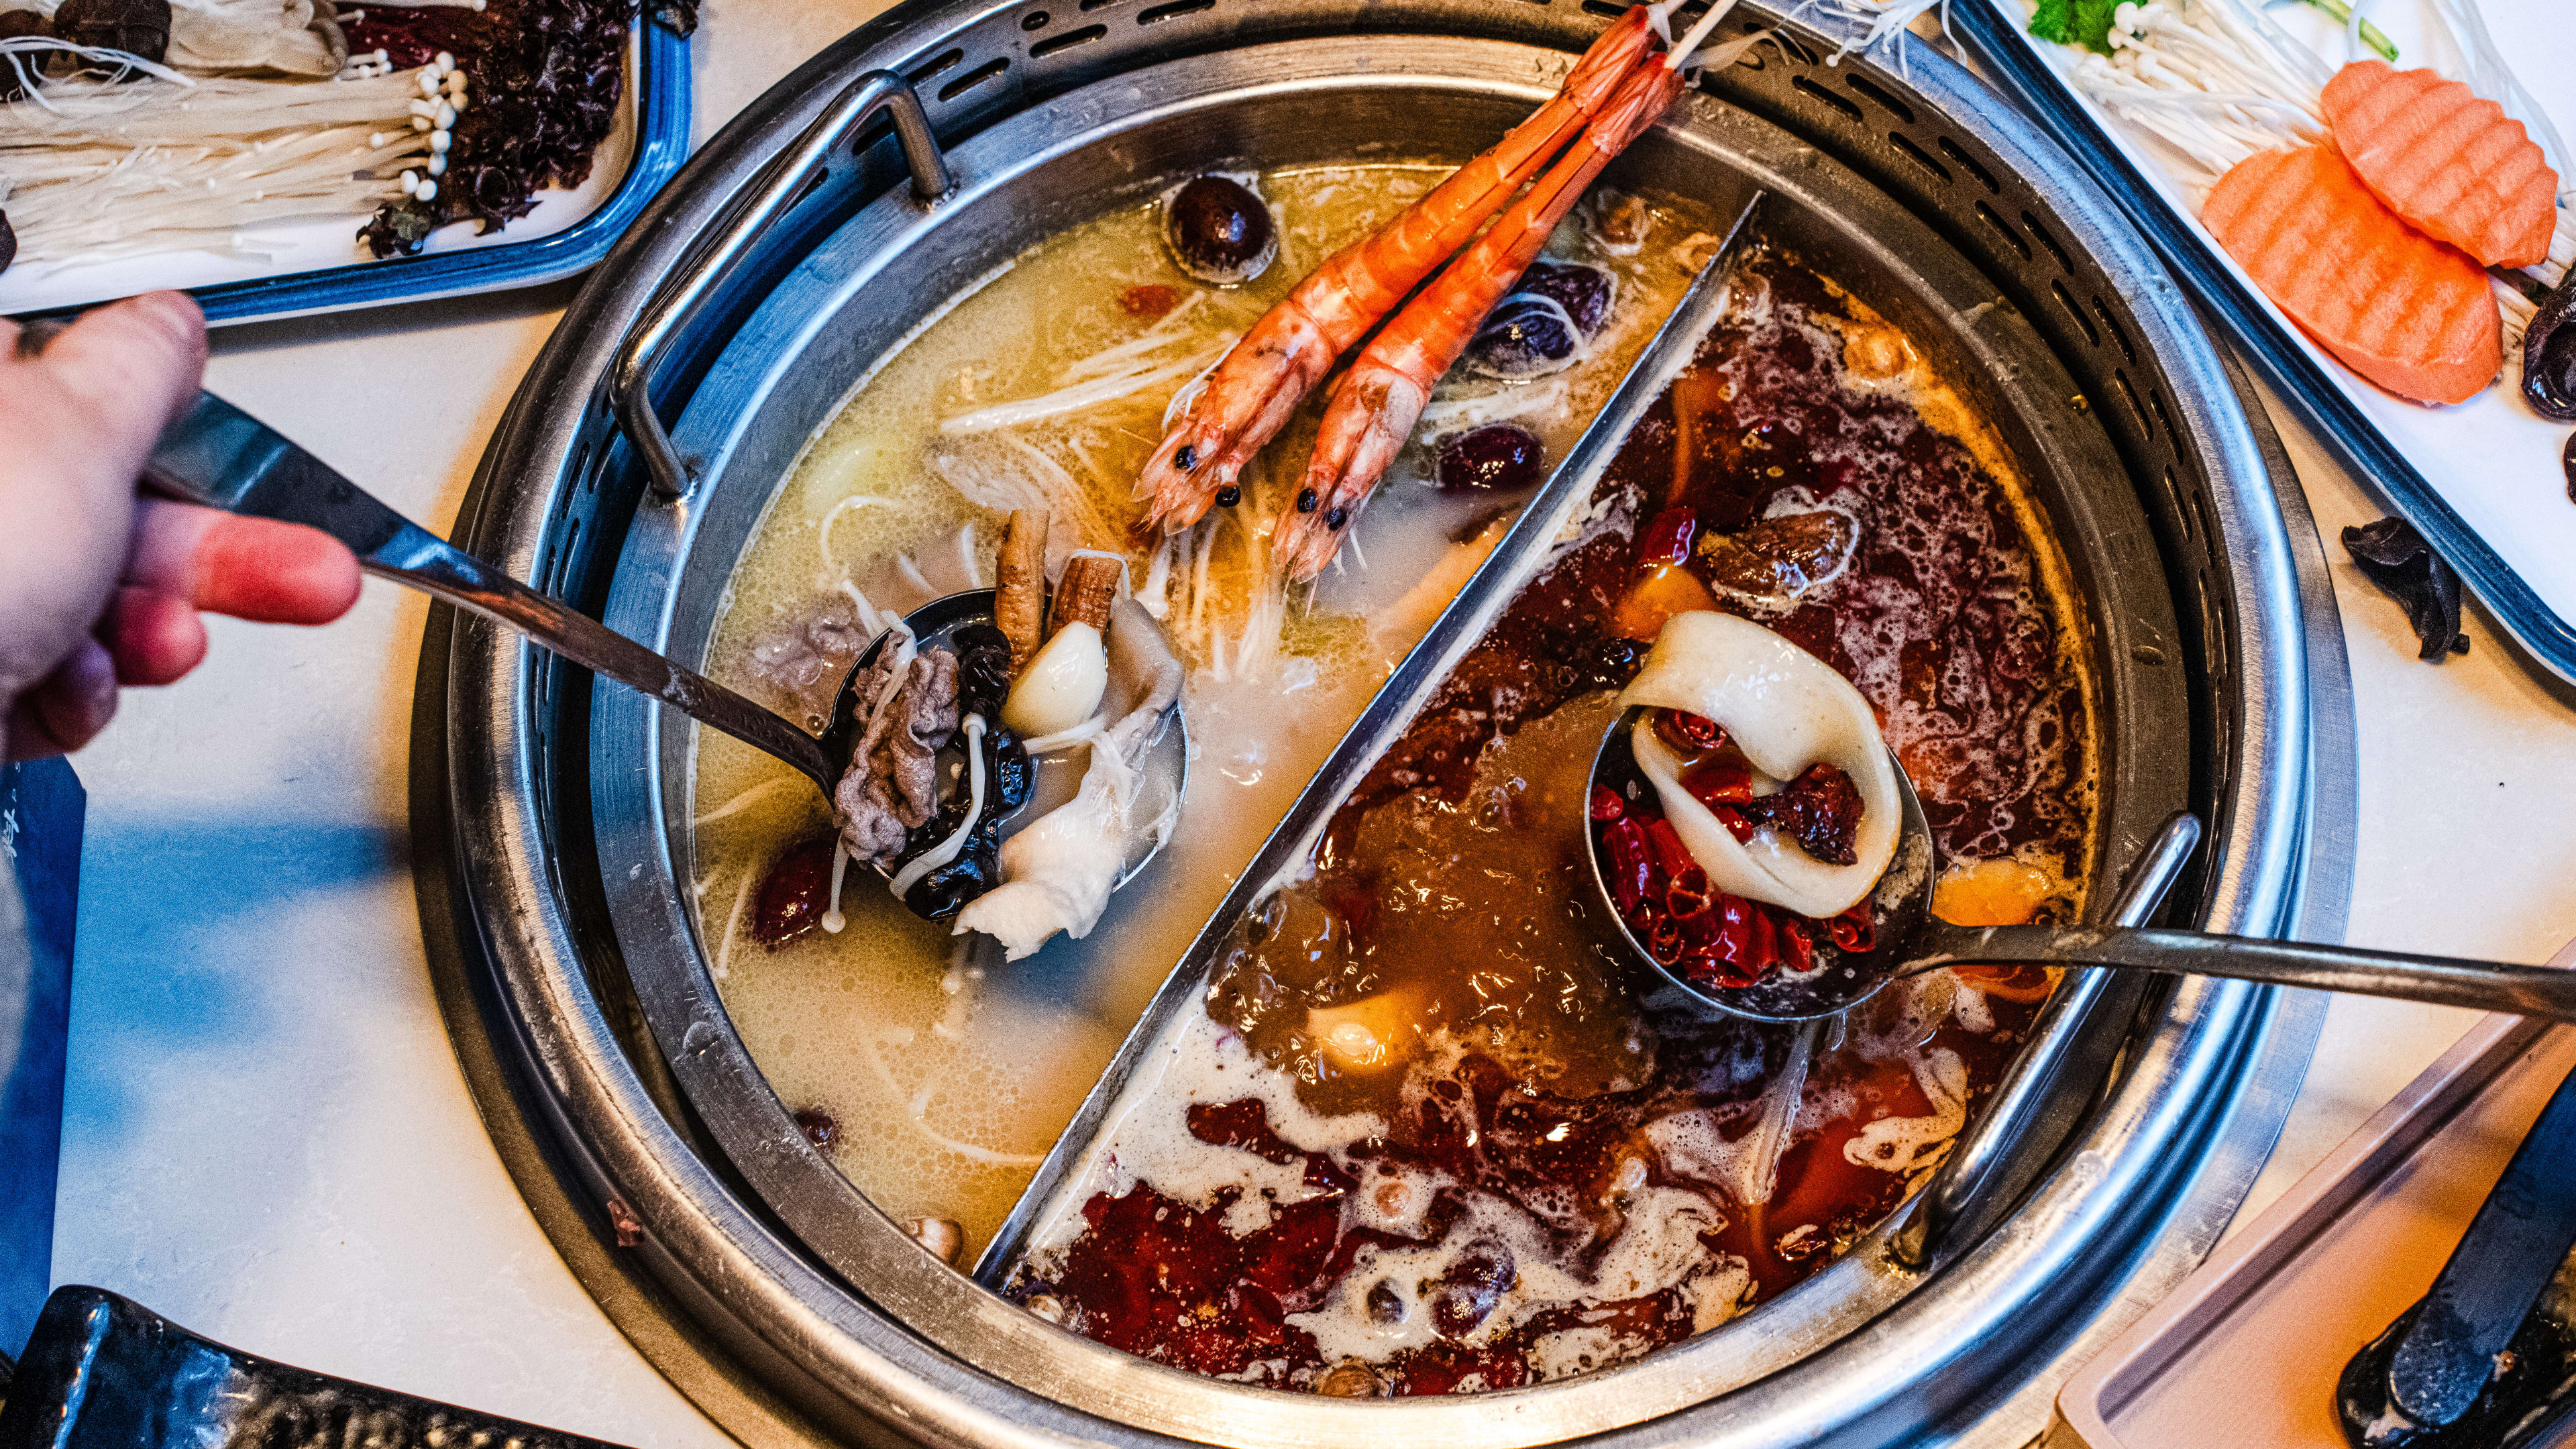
[
  {"xmin": 2322, "ymin": 60, "xmax": 2560, "ymax": 270},
  {"xmin": 2202, "ymin": 144, "xmax": 2500, "ymax": 406}
]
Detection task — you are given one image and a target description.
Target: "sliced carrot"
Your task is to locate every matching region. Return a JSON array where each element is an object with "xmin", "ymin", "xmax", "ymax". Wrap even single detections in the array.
[
  {"xmin": 2202, "ymin": 144, "xmax": 2500, "ymax": 406},
  {"xmin": 2321, "ymin": 60, "xmax": 2560, "ymax": 270}
]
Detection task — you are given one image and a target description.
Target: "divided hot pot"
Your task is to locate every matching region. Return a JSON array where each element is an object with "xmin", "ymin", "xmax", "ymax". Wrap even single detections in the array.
[{"xmin": 411, "ymin": 3, "xmax": 2358, "ymax": 1444}]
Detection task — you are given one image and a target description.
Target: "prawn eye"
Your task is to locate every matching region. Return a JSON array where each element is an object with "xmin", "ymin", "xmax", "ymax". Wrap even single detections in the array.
[
  {"xmin": 1325, "ymin": 506, "xmax": 1349, "ymax": 530},
  {"xmin": 1297, "ymin": 488, "xmax": 1319, "ymax": 513},
  {"xmin": 1215, "ymin": 484, "xmax": 1242, "ymax": 507},
  {"xmin": 1175, "ymin": 443, "xmax": 1198, "ymax": 471}
]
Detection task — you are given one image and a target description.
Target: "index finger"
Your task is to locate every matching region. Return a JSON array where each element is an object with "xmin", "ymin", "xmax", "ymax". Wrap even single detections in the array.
[{"xmin": 127, "ymin": 498, "xmax": 362, "ymax": 625}]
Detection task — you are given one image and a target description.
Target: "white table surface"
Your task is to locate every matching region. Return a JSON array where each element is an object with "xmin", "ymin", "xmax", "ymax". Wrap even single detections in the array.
[{"xmin": 40, "ymin": 3, "xmax": 2576, "ymax": 1445}]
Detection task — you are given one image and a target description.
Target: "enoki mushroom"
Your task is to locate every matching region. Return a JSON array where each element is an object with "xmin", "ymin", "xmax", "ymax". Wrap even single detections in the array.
[{"xmin": 0, "ymin": 40, "xmax": 464, "ymax": 266}]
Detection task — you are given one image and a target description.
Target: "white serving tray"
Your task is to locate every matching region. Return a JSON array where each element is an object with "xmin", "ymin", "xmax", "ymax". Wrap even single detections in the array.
[{"xmin": 1966, "ymin": 0, "xmax": 2576, "ymax": 680}]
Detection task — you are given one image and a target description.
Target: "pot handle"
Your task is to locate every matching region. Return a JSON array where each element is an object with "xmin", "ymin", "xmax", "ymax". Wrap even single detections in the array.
[{"xmin": 610, "ymin": 69, "xmax": 952, "ymax": 502}]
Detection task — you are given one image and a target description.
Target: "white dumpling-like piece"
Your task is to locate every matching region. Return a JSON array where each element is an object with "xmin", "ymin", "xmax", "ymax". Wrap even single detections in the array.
[
  {"xmin": 958, "ymin": 599, "xmax": 1186, "ymax": 959},
  {"xmin": 957, "ymin": 745, "xmax": 1133, "ymax": 960},
  {"xmin": 1616, "ymin": 610, "xmax": 1899, "ymax": 919},
  {"xmin": 1002, "ymin": 623, "xmax": 1107, "ymax": 737}
]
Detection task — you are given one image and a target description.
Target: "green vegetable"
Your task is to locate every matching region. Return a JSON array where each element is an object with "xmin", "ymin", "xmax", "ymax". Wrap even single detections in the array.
[
  {"xmin": 2293, "ymin": 0, "xmax": 2398, "ymax": 63},
  {"xmin": 2029, "ymin": 0, "xmax": 2123, "ymax": 55},
  {"xmin": 2031, "ymin": 0, "xmax": 2395, "ymax": 63}
]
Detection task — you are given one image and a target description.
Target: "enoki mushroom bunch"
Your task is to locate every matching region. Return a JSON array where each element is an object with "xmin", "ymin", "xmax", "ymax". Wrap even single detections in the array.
[{"xmin": 0, "ymin": 33, "xmax": 467, "ymax": 265}]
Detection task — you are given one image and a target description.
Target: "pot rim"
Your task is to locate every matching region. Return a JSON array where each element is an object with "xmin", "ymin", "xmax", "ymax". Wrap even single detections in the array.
[{"xmin": 429, "ymin": 5, "xmax": 2328, "ymax": 1446}]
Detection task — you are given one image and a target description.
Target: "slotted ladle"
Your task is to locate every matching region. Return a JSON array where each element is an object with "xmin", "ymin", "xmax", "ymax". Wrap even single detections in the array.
[
  {"xmin": 1587, "ymin": 707, "xmax": 2576, "ymax": 1023},
  {"xmin": 140, "ymin": 388, "xmax": 1183, "ymax": 887}
]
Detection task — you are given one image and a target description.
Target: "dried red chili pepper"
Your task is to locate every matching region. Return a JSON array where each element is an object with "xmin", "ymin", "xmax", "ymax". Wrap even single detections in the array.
[
  {"xmin": 1682, "ymin": 756, "xmax": 1754, "ymax": 810},
  {"xmin": 1647, "ymin": 914, "xmax": 1686, "ymax": 965},
  {"xmin": 1674, "ymin": 901, "xmax": 1721, "ymax": 949},
  {"xmin": 1642, "ymin": 816, "xmax": 1699, "ymax": 882},
  {"xmin": 1748, "ymin": 907, "xmax": 1779, "ymax": 971},
  {"xmin": 1654, "ymin": 708, "xmax": 1725, "ymax": 753},
  {"xmin": 1601, "ymin": 818, "xmax": 1656, "ymax": 914},
  {"xmin": 1714, "ymin": 894, "xmax": 1757, "ymax": 967},
  {"xmin": 1777, "ymin": 915, "xmax": 1815, "ymax": 975},
  {"xmin": 1666, "ymin": 865, "xmax": 1712, "ymax": 919},
  {"xmin": 1589, "ymin": 785, "xmax": 1626, "ymax": 822},
  {"xmin": 1638, "ymin": 506, "xmax": 1698, "ymax": 570},
  {"xmin": 1829, "ymin": 902, "xmax": 1875, "ymax": 953}
]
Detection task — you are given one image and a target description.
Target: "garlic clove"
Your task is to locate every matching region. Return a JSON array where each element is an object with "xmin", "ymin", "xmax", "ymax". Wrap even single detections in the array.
[{"xmin": 1002, "ymin": 623, "xmax": 1107, "ymax": 738}]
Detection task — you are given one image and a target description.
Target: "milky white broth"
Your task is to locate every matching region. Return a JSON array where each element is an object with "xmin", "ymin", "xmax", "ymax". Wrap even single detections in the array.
[{"xmin": 686, "ymin": 163, "xmax": 1727, "ymax": 1256}]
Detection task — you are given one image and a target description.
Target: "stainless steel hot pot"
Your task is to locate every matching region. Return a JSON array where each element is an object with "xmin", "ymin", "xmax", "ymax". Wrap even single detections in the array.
[{"xmin": 410, "ymin": 3, "xmax": 2355, "ymax": 1445}]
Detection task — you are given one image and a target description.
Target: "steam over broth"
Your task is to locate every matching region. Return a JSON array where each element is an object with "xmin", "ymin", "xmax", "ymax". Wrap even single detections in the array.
[{"xmin": 689, "ymin": 164, "xmax": 1722, "ymax": 1256}]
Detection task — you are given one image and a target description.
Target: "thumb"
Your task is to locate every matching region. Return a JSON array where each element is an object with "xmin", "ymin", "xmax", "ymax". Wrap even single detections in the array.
[{"xmin": 36, "ymin": 292, "xmax": 208, "ymax": 473}]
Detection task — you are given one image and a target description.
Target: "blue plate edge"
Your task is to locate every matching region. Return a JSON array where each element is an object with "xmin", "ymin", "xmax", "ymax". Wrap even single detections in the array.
[{"xmin": 5, "ymin": 21, "xmax": 692, "ymax": 328}]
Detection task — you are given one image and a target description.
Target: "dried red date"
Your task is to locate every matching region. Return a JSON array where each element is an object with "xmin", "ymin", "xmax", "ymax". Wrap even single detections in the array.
[
  {"xmin": 1434, "ymin": 424, "xmax": 1545, "ymax": 494},
  {"xmin": 1737, "ymin": 763, "xmax": 1865, "ymax": 866},
  {"xmin": 1431, "ymin": 1244, "xmax": 1515, "ymax": 1337},
  {"xmin": 751, "ymin": 834, "xmax": 837, "ymax": 948}
]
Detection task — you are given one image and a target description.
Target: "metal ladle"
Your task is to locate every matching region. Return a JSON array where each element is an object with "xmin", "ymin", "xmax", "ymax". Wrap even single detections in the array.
[
  {"xmin": 139, "ymin": 389, "xmax": 1183, "ymax": 888},
  {"xmin": 1587, "ymin": 707, "xmax": 2576, "ymax": 1023}
]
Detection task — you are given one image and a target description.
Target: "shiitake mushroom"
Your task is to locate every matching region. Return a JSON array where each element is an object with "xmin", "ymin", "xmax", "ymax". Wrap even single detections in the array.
[
  {"xmin": 0, "ymin": 9, "xmax": 47, "ymax": 104},
  {"xmin": 2523, "ymin": 272, "xmax": 2576, "ymax": 422},
  {"xmin": 1165, "ymin": 176, "xmax": 1277, "ymax": 286},
  {"xmin": 51, "ymin": 0, "xmax": 170, "ymax": 68}
]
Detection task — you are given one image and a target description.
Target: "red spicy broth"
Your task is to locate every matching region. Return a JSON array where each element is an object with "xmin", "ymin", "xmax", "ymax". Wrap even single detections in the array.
[{"xmin": 1006, "ymin": 250, "xmax": 2096, "ymax": 1395}]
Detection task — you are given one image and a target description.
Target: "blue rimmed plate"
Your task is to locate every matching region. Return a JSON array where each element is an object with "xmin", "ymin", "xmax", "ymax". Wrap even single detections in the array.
[{"xmin": 0, "ymin": 19, "xmax": 689, "ymax": 325}]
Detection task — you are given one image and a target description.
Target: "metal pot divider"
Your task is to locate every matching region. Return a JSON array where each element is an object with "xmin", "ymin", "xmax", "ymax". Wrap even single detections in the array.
[{"xmin": 411, "ymin": 3, "xmax": 2350, "ymax": 1446}]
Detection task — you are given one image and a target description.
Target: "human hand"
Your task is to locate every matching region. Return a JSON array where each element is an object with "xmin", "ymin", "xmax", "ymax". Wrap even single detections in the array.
[{"xmin": 0, "ymin": 293, "xmax": 362, "ymax": 761}]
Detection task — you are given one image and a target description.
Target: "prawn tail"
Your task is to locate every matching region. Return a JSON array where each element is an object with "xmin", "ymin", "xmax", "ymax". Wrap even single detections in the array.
[
  {"xmin": 1344, "ymin": 9, "xmax": 1661, "ymax": 311},
  {"xmin": 1279, "ymin": 56, "xmax": 1685, "ymax": 582}
]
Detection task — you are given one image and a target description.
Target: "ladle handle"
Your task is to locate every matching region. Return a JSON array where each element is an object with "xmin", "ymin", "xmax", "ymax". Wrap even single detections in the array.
[
  {"xmin": 144, "ymin": 390, "xmax": 839, "ymax": 794},
  {"xmin": 1903, "ymin": 812, "xmax": 2202, "ymax": 1265},
  {"xmin": 611, "ymin": 68, "xmax": 951, "ymax": 501},
  {"xmin": 1923, "ymin": 924, "xmax": 2576, "ymax": 1022}
]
